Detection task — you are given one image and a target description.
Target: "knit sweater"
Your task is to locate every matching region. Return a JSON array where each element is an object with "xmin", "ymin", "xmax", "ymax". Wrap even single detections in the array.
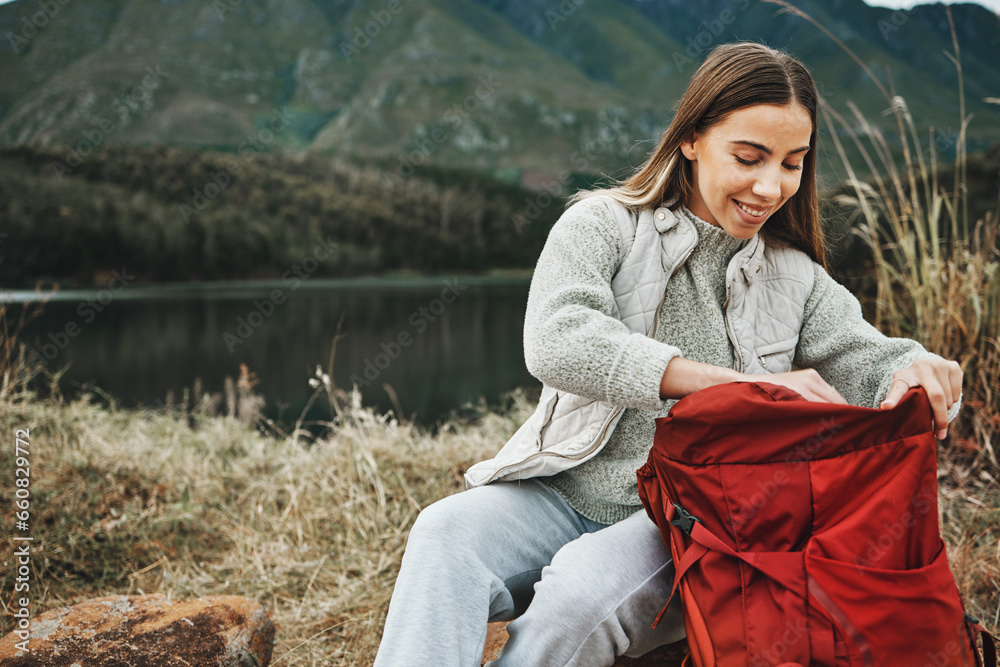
[{"xmin": 526, "ymin": 196, "xmax": 953, "ymax": 525}]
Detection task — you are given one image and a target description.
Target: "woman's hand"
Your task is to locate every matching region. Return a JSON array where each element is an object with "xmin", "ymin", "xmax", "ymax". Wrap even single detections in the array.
[
  {"xmin": 659, "ymin": 358, "xmax": 849, "ymax": 404},
  {"xmin": 878, "ymin": 358, "xmax": 963, "ymax": 440},
  {"xmin": 743, "ymin": 368, "xmax": 848, "ymax": 405}
]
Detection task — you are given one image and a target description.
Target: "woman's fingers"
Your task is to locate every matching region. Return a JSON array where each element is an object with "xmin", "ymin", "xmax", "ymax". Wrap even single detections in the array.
[
  {"xmin": 880, "ymin": 359, "xmax": 963, "ymax": 440},
  {"xmin": 879, "ymin": 378, "xmax": 910, "ymax": 410},
  {"xmin": 752, "ymin": 369, "xmax": 847, "ymax": 404},
  {"xmin": 806, "ymin": 373, "xmax": 848, "ymax": 404}
]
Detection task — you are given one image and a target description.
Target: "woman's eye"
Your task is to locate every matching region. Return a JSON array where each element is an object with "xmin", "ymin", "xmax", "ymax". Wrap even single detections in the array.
[
  {"xmin": 782, "ymin": 163, "xmax": 803, "ymax": 171},
  {"xmin": 734, "ymin": 156, "xmax": 759, "ymax": 166}
]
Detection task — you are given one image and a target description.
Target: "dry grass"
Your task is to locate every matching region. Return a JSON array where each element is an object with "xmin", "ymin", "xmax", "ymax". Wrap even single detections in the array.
[
  {"xmin": 773, "ymin": 0, "xmax": 1000, "ymax": 636},
  {"xmin": 0, "ymin": 385, "xmax": 534, "ymax": 665},
  {"xmin": 802, "ymin": 5, "xmax": 1000, "ymax": 486},
  {"xmin": 0, "ymin": 383, "xmax": 997, "ymax": 663}
]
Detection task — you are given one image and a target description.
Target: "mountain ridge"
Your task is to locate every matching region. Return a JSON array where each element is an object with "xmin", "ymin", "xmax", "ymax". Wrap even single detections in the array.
[{"xmin": 1, "ymin": 0, "xmax": 997, "ymax": 180}]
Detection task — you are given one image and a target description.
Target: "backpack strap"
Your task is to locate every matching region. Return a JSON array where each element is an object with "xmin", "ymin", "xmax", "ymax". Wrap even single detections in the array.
[
  {"xmin": 964, "ymin": 615, "xmax": 997, "ymax": 667},
  {"xmin": 659, "ymin": 502, "xmax": 1000, "ymax": 667}
]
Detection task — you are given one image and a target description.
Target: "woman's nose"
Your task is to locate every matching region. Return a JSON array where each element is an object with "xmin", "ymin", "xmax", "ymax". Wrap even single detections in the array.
[{"xmin": 751, "ymin": 166, "xmax": 782, "ymax": 200}]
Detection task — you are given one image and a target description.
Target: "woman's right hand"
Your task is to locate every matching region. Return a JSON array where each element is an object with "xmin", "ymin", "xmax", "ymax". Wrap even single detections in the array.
[
  {"xmin": 659, "ymin": 358, "xmax": 846, "ymax": 405},
  {"xmin": 742, "ymin": 369, "xmax": 847, "ymax": 404}
]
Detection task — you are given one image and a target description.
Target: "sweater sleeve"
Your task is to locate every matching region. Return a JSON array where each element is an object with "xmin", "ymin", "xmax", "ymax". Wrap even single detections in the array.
[
  {"xmin": 794, "ymin": 263, "xmax": 961, "ymax": 422},
  {"xmin": 523, "ymin": 196, "xmax": 683, "ymax": 411}
]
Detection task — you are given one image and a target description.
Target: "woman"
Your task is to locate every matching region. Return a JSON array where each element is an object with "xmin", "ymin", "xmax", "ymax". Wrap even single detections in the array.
[{"xmin": 374, "ymin": 41, "xmax": 962, "ymax": 667}]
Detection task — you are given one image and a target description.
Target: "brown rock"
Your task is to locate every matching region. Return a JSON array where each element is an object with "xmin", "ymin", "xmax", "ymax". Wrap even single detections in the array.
[
  {"xmin": 482, "ymin": 622, "xmax": 510, "ymax": 663},
  {"xmin": 481, "ymin": 621, "xmax": 688, "ymax": 666},
  {"xmin": 0, "ymin": 594, "xmax": 275, "ymax": 667}
]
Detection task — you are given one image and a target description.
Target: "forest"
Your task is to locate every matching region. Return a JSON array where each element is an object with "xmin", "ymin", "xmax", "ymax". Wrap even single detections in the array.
[
  {"xmin": 1, "ymin": 142, "xmax": 998, "ymax": 289},
  {"xmin": 0, "ymin": 143, "xmax": 572, "ymax": 286}
]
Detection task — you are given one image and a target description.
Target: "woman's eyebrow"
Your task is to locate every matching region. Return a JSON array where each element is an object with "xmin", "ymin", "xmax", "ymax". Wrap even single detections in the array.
[{"xmin": 729, "ymin": 140, "xmax": 811, "ymax": 155}]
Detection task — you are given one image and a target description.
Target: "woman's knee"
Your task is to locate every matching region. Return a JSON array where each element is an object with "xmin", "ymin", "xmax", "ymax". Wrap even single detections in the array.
[
  {"xmin": 403, "ymin": 487, "xmax": 503, "ymax": 563},
  {"xmin": 407, "ymin": 493, "xmax": 470, "ymax": 549}
]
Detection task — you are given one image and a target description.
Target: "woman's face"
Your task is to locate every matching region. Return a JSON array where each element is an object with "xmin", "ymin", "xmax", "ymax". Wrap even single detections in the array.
[{"xmin": 680, "ymin": 103, "xmax": 813, "ymax": 239}]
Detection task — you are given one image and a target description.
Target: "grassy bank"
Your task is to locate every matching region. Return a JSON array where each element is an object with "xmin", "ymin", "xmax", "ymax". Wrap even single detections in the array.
[
  {"xmin": 0, "ymin": 385, "xmax": 998, "ymax": 664},
  {"xmin": 0, "ymin": 385, "xmax": 535, "ymax": 664}
]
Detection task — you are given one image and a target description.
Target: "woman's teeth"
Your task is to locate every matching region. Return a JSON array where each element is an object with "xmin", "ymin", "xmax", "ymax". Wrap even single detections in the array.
[{"xmin": 735, "ymin": 200, "xmax": 767, "ymax": 217}]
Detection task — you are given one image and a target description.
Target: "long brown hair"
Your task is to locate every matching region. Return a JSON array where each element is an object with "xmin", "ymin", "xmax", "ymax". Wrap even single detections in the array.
[{"xmin": 571, "ymin": 41, "xmax": 827, "ymax": 267}]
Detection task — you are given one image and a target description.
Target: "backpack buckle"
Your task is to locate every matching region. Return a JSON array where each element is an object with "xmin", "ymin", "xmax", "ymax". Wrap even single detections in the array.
[{"xmin": 670, "ymin": 502, "xmax": 702, "ymax": 536}]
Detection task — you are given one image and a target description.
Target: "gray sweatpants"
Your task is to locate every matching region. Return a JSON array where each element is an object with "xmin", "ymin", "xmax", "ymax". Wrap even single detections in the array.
[{"xmin": 373, "ymin": 478, "xmax": 685, "ymax": 667}]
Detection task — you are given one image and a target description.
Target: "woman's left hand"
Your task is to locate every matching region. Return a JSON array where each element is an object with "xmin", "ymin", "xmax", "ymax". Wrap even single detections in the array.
[{"xmin": 879, "ymin": 358, "xmax": 963, "ymax": 440}]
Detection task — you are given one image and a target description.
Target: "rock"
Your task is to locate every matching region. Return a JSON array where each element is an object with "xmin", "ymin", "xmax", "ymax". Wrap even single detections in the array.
[
  {"xmin": 481, "ymin": 621, "xmax": 688, "ymax": 666},
  {"xmin": 482, "ymin": 622, "xmax": 509, "ymax": 663},
  {"xmin": 0, "ymin": 594, "xmax": 274, "ymax": 667}
]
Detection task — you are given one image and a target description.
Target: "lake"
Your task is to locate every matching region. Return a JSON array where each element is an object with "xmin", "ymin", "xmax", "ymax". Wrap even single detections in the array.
[{"xmin": 5, "ymin": 276, "xmax": 539, "ymax": 428}]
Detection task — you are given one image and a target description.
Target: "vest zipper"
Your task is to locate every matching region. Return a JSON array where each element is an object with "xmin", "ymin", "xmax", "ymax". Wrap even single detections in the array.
[
  {"xmin": 724, "ymin": 276, "xmax": 744, "ymax": 373},
  {"xmin": 652, "ymin": 243, "xmax": 696, "ymax": 339}
]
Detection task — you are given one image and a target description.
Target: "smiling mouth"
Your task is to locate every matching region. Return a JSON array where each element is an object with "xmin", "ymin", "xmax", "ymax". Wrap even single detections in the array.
[{"xmin": 734, "ymin": 199, "xmax": 769, "ymax": 218}]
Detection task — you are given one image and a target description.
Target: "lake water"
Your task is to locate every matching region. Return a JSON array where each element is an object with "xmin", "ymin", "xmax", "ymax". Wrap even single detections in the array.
[{"xmin": 5, "ymin": 276, "xmax": 539, "ymax": 428}]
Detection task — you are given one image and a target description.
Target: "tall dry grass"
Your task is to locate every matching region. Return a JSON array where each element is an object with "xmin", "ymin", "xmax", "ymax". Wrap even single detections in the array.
[
  {"xmin": 767, "ymin": 1, "xmax": 1000, "ymax": 481},
  {"xmin": 0, "ymin": 373, "xmax": 533, "ymax": 664},
  {"xmin": 768, "ymin": 0, "xmax": 1000, "ymax": 635}
]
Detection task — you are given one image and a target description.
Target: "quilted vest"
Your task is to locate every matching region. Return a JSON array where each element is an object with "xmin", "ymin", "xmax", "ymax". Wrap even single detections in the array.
[{"xmin": 463, "ymin": 195, "xmax": 816, "ymax": 488}]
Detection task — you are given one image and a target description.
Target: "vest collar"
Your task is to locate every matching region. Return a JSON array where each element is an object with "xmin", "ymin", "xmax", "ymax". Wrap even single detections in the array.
[
  {"xmin": 652, "ymin": 201, "xmax": 766, "ymax": 283},
  {"xmin": 734, "ymin": 233, "xmax": 765, "ymax": 284}
]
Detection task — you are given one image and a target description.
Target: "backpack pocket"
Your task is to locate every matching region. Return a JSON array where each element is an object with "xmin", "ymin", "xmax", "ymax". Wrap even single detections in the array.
[{"xmin": 805, "ymin": 540, "xmax": 976, "ymax": 667}]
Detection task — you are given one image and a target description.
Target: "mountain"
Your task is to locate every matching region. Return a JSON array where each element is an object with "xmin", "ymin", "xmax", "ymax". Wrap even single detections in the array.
[{"xmin": 0, "ymin": 0, "xmax": 997, "ymax": 183}]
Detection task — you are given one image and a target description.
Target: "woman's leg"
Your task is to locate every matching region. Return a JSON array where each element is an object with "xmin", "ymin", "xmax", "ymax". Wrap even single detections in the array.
[
  {"xmin": 373, "ymin": 479, "xmax": 597, "ymax": 667},
  {"xmin": 488, "ymin": 507, "xmax": 685, "ymax": 667}
]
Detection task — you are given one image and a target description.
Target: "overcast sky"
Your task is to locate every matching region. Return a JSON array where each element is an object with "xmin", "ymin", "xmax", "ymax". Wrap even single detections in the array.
[
  {"xmin": 867, "ymin": 0, "xmax": 999, "ymax": 10},
  {"xmin": 0, "ymin": 0, "xmax": 998, "ymax": 6}
]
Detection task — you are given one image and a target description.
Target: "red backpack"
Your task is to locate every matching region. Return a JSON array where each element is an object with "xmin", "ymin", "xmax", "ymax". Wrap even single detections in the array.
[{"xmin": 637, "ymin": 381, "xmax": 996, "ymax": 667}]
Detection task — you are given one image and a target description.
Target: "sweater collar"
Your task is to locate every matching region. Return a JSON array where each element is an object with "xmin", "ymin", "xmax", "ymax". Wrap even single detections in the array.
[{"xmin": 674, "ymin": 205, "xmax": 749, "ymax": 263}]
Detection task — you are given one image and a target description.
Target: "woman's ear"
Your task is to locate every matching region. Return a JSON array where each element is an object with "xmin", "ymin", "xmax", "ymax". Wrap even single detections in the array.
[{"xmin": 680, "ymin": 134, "xmax": 698, "ymax": 161}]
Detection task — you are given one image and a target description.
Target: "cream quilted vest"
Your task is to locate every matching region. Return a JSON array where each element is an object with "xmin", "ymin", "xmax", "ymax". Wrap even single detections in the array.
[{"xmin": 464, "ymin": 195, "xmax": 815, "ymax": 488}]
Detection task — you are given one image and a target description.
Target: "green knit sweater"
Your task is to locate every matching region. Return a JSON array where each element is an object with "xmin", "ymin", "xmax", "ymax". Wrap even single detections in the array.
[{"xmin": 528, "ymin": 196, "xmax": 955, "ymax": 525}]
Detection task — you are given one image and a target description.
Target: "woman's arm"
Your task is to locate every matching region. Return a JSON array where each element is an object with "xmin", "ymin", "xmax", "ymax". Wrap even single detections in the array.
[
  {"xmin": 659, "ymin": 262, "xmax": 959, "ymax": 438},
  {"xmin": 523, "ymin": 196, "xmax": 682, "ymax": 411},
  {"xmin": 658, "ymin": 357, "xmax": 848, "ymax": 404},
  {"xmin": 792, "ymin": 263, "xmax": 962, "ymax": 438}
]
